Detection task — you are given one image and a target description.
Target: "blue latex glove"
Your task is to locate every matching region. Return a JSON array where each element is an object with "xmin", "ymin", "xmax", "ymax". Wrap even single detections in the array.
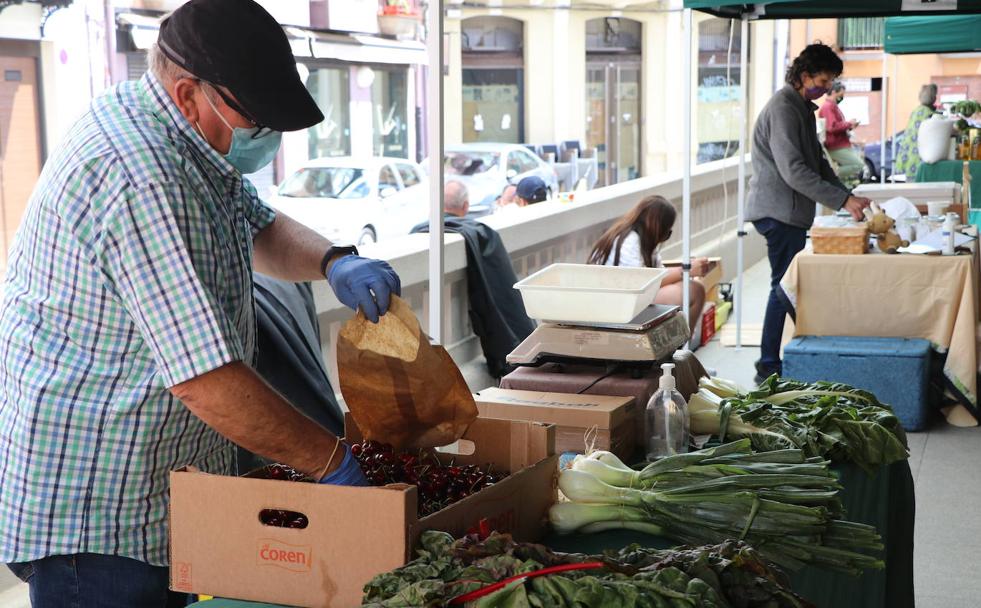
[
  {"xmin": 319, "ymin": 444, "xmax": 368, "ymax": 486},
  {"xmin": 327, "ymin": 255, "xmax": 401, "ymax": 323}
]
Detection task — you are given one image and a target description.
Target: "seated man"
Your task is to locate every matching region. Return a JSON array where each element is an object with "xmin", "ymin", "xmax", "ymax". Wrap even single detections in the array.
[
  {"xmin": 516, "ymin": 175, "xmax": 549, "ymax": 206},
  {"xmin": 413, "ymin": 181, "xmax": 535, "ymax": 378},
  {"xmin": 494, "ymin": 183, "xmax": 518, "ymax": 213},
  {"xmin": 444, "ymin": 179, "xmax": 471, "ymax": 218}
]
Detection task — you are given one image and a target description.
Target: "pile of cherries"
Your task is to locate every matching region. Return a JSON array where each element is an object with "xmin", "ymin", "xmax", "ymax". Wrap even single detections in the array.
[
  {"xmin": 253, "ymin": 444, "xmax": 508, "ymax": 524},
  {"xmin": 351, "ymin": 440, "xmax": 507, "ymax": 516},
  {"xmin": 256, "ymin": 464, "xmax": 312, "ymax": 529}
]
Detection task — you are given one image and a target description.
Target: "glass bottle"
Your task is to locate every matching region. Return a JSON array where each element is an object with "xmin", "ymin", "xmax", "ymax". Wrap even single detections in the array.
[{"xmin": 645, "ymin": 363, "xmax": 689, "ymax": 459}]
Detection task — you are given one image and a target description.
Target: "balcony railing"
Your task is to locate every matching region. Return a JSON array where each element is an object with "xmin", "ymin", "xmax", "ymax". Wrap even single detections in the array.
[
  {"xmin": 312, "ymin": 157, "xmax": 766, "ymax": 395},
  {"xmin": 838, "ymin": 18, "xmax": 884, "ymax": 51}
]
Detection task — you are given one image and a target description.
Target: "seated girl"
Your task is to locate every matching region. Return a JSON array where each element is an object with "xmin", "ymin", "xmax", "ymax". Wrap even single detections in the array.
[{"xmin": 587, "ymin": 195, "xmax": 709, "ymax": 335}]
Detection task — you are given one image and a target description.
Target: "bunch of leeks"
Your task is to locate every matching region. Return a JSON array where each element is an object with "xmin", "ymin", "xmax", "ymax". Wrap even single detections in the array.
[{"xmin": 549, "ymin": 440, "xmax": 884, "ymax": 576}]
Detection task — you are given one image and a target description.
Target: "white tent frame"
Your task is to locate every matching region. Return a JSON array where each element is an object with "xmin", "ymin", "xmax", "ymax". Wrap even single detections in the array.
[{"xmin": 682, "ymin": 11, "xmax": 750, "ymax": 348}]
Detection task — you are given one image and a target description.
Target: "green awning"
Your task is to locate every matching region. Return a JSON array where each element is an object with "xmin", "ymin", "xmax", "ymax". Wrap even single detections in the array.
[
  {"xmin": 684, "ymin": 1, "xmax": 981, "ymax": 18},
  {"xmin": 884, "ymin": 15, "xmax": 981, "ymax": 54}
]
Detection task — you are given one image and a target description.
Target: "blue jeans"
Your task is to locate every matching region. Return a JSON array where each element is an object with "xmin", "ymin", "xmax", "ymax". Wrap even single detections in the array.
[
  {"xmin": 7, "ymin": 553, "xmax": 190, "ymax": 608},
  {"xmin": 754, "ymin": 217, "xmax": 807, "ymax": 373}
]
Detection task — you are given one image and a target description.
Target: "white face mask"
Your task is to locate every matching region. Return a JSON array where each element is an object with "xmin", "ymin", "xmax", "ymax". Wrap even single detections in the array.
[{"xmin": 196, "ymin": 86, "xmax": 282, "ymax": 174}]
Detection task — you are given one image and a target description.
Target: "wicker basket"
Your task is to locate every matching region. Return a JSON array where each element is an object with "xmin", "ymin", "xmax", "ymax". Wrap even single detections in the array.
[{"xmin": 810, "ymin": 225, "xmax": 869, "ymax": 255}]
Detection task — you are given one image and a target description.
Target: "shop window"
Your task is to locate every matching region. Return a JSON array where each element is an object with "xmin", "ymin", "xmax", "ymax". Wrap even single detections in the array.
[
  {"xmin": 462, "ymin": 16, "xmax": 524, "ymax": 144},
  {"xmin": 696, "ymin": 18, "xmax": 747, "ymax": 164},
  {"xmin": 371, "ymin": 67, "xmax": 409, "ymax": 158},
  {"xmin": 305, "ymin": 66, "xmax": 351, "ymax": 159}
]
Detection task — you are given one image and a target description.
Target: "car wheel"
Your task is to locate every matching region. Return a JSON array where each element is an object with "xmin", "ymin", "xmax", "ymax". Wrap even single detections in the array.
[
  {"xmin": 861, "ymin": 158, "xmax": 878, "ymax": 184},
  {"xmin": 357, "ymin": 227, "xmax": 377, "ymax": 246}
]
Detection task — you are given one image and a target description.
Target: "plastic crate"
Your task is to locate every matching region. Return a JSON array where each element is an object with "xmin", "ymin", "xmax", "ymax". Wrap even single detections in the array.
[{"xmin": 783, "ymin": 336, "xmax": 932, "ymax": 431}]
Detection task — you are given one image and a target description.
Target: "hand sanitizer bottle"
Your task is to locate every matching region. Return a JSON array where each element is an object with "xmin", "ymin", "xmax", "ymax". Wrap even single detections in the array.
[
  {"xmin": 942, "ymin": 213, "xmax": 957, "ymax": 255},
  {"xmin": 645, "ymin": 363, "xmax": 689, "ymax": 459}
]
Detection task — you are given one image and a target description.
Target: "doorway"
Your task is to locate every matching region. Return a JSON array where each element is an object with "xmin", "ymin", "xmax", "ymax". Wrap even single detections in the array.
[
  {"xmin": 585, "ymin": 18, "xmax": 642, "ymax": 186},
  {"xmin": 586, "ymin": 61, "xmax": 641, "ymax": 186}
]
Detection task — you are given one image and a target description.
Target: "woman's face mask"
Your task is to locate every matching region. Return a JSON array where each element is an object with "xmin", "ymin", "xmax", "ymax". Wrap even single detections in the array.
[
  {"xmin": 198, "ymin": 87, "xmax": 282, "ymax": 175},
  {"xmin": 802, "ymin": 73, "xmax": 833, "ymax": 101}
]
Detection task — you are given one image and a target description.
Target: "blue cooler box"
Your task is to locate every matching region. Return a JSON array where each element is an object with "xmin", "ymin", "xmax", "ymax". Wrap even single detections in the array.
[{"xmin": 783, "ymin": 336, "xmax": 931, "ymax": 431}]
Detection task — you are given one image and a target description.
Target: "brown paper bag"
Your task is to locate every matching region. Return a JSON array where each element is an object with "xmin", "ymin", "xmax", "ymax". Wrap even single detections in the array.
[{"xmin": 337, "ymin": 295, "xmax": 477, "ymax": 449}]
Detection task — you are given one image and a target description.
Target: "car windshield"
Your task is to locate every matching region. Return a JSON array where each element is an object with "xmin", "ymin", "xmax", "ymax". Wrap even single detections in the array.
[
  {"xmin": 278, "ymin": 167, "xmax": 368, "ymax": 199},
  {"xmin": 444, "ymin": 151, "xmax": 499, "ymax": 176}
]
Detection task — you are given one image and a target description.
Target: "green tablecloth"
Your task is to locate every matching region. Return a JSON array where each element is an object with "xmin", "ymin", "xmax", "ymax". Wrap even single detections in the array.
[
  {"xmin": 188, "ymin": 460, "xmax": 915, "ymax": 608},
  {"xmin": 916, "ymin": 159, "xmax": 981, "ymax": 208}
]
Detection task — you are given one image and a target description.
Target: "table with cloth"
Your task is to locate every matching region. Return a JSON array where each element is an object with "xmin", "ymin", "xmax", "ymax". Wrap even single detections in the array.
[
  {"xmin": 780, "ymin": 237, "xmax": 980, "ymax": 426},
  {"xmin": 187, "ymin": 460, "xmax": 915, "ymax": 608}
]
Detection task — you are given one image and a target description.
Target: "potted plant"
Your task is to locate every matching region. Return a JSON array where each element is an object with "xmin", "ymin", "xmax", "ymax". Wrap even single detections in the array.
[
  {"xmin": 378, "ymin": 0, "xmax": 420, "ymax": 37},
  {"xmin": 950, "ymin": 100, "xmax": 981, "ymax": 132}
]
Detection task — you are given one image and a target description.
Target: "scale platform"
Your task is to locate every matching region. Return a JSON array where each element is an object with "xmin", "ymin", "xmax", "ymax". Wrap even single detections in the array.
[{"xmin": 507, "ymin": 305, "xmax": 690, "ymax": 367}]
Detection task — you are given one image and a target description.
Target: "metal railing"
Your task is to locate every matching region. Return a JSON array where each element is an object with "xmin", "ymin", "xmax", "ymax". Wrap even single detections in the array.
[{"xmin": 838, "ymin": 18, "xmax": 884, "ymax": 51}]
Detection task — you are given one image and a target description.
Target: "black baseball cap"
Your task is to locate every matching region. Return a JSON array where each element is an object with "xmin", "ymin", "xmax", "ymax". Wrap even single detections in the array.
[
  {"xmin": 158, "ymin": 0, "xmax": 323, "ymax": 132},
  {"xmin": 516, "ymin": 176, "xmax": 549, "ymax": 203}
]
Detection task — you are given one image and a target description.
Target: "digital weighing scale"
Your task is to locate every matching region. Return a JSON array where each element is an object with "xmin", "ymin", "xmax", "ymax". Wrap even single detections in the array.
[{"xmin": 507, "ymin": 304, "xmax": 690, "ymax": 367}]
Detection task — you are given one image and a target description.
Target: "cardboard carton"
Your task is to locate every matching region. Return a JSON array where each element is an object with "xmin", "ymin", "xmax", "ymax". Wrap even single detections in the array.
[
  {"xmin": 475, "ymin": 388, "xmax": 637, "ymax": 460},
  {"xmin": 169, "ymin": 417, "xmax": 556, "ymax": 607}
]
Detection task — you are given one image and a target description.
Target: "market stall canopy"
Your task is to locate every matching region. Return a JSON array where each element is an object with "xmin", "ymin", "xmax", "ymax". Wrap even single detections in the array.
[
  {"xmin": 684, "ymin": 0, "xmax": 981, "ymax": 18},
  {"xmin": 884, "ymin": 15, "xmax": 981, "ymax": 54}
]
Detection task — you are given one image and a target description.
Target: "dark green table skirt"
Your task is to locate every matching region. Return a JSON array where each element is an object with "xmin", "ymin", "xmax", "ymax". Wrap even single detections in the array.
[
  {"xmin": 916, "ymin": 159, "xmax": 981, "ymax": 209},
  {"xmin": 188, "ymin": 461, "xmax": 915, "ymax": 608}
]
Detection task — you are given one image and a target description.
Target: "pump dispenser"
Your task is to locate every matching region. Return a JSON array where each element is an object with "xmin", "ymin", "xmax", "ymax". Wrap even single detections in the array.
[{"xmin": 645, "ymin": 363, "xmax": 689, "ymax": 459}]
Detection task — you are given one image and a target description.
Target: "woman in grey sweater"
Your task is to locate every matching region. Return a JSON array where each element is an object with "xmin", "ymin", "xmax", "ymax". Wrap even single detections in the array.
[{"xmin": 747, "ymin": 43, "xmax": 870, "ymax": 383}]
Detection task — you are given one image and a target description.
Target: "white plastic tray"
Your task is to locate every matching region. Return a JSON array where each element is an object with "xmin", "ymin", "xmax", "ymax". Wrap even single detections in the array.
[{"xmin": 514, "ymin": 263, "xmax": 668, "ymax": 324}]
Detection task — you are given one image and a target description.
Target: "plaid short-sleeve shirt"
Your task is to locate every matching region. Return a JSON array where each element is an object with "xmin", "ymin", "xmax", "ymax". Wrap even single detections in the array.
[{"xmin": 0, "ymin": 73, "xmax": 276, "ymax": 566}]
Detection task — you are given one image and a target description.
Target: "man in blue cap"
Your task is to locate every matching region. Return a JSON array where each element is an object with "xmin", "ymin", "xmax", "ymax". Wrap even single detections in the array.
[
  {"xmin": 515, "ymin": 175, "xmax": 550, "ymax": 206},
  {"xmin": 0, "ymin": 1, "xmax": 398, "ymax": 604}
]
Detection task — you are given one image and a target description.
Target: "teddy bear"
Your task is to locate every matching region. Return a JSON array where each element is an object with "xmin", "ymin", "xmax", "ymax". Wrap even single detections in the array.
[{"xmin": 865, "ymin": 202, "xmax": 909, "ymax": 254}]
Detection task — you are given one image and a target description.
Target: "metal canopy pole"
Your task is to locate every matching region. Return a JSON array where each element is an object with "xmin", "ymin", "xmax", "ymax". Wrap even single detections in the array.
[
  {"xmin": 426, "ymin": 1, "xmax": 445, "ymax": 343},
  {"xmin": 880, "ymin": 53, "xmax": 888, "ymax": 184},
  {"xmin": 682, "ymin": 8, "xmax": 693, "ymax": 341},
  {"xmin": 736, "ymin": 16, "xmax": 748, "ymax": 350}
]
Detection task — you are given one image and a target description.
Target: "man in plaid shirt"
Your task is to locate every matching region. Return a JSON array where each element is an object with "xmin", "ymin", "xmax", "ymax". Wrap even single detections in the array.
[{"xmin": 0, "ymin": 1, "xmax": 400, "ymax": 605}]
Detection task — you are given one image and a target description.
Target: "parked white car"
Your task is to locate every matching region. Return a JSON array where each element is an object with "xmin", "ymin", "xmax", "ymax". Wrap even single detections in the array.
[
  {"xmin": 442, "ymin": 143, "xmax": 559, "ymax": 209},
  {"xmin": 268, "ymin": 157, "xmax": 428, "ymax": 246}
]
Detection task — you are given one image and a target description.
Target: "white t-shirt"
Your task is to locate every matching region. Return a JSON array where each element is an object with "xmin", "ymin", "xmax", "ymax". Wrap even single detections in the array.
[{"xmin": 603, "ymin": 230, "xmax": 661, "ymax": 268}]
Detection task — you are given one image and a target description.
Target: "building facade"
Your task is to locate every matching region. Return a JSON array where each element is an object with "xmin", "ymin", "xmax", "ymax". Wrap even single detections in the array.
[{"xmin": 443, "ymin": 1, "xmax": 781, "ymax": 186}]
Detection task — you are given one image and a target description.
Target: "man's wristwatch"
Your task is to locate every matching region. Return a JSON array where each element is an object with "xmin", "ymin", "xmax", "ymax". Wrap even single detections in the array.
[{"xmin": 320, "ymin": 244, "xmax": 359, "ymax": 278}]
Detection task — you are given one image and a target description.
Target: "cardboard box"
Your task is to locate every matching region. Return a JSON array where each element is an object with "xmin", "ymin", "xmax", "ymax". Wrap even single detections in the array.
[
  {"xmin": 169, "ymin": 418, "xmax": 557, "ymax": 608},
  {"xmin": 663, "ymin": 257, "xmax": 722, "ymax": 296},
  {"xmin": 475, "ymin": 388, "xmax": 637, "ymax": 460}
]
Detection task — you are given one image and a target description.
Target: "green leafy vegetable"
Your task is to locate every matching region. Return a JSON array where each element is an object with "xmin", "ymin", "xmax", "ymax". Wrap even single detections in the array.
[
  {"xmin": 694, "ymin": 376, "xmax": 909, "ymax": 472},
  {"xmin": 362, "ymin": 530, "xmax": 814, "ymax": 607}
]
